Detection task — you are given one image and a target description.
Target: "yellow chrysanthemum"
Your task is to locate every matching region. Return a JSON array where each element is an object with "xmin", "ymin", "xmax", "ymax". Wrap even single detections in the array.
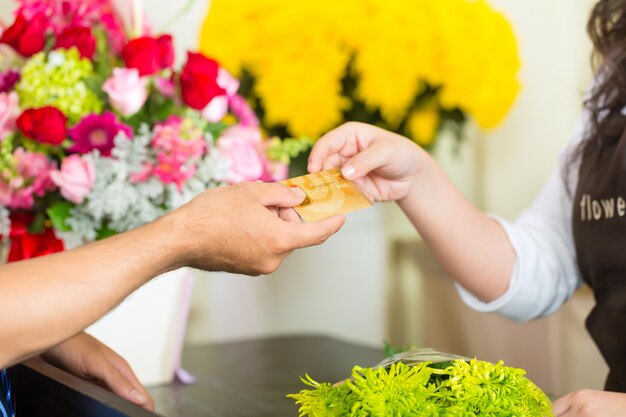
[
  {"xmin": 407, "ymin": 105, "xmax": 440, "ymax": 147},
  {"xmin": 200, "ymin": 0, "xmax": 520, "ymax": 140}
]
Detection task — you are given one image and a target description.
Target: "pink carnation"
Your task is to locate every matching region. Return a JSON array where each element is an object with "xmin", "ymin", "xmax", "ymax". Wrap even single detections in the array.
[
  {"xmin": 132, "ymin": 117, "xmax": 206, "ymax": 190},
  {"xmin": 151, "ymin": 153, "xmax": 196, "ymax": 189},
  {"xmin": 151, "ymin": 116, "xmax": 205, "ymax": 161},
  {"xmin": 0, "ymin": 148, "xmax": 56, "ymax": 209}
]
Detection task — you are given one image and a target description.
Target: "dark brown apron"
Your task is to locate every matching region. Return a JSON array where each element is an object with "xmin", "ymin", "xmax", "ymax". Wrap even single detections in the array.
[{"xmin": 573, "ymin": 126, "xmax": 626, "ymax": 392}]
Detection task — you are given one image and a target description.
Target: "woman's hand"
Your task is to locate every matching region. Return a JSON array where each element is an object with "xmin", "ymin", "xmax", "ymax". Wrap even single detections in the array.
[
  {"xmin": 41, "ymin": 332, "xmax": 154, "ymax": 411},
  {"xmin": 308, "ymin": 122, "xmax": 429, "ymax": 202},
  {"xmin": 553, "ymin": 389, "xmax": 626, "ymax": 416}
]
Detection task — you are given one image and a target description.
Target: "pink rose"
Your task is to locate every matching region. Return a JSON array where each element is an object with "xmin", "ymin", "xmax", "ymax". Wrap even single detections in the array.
[
  {"xmin": 201, "ymin": 68, "xmax": 240, "ymax": 123},
  {"xmin": 201, "ymin": 95, "xmax": 228, "ymax": 123},
  {"xmin": 50, "ymin": 154, "xmax": 95, "ymax": 204},
  {"xmin": 217, "ymin": 68, "xmax": 240, "ymax": 96},
  {"xmin": 217, "ymin": 126, "xmax": 264, "ymax": 184},
  {"xmin": 103, "ymin": 68, "xmax": 148, "ymax": 116},
  {"xmin": 0, "ymin": 91, "xmax": 19, "ymax": 140}
]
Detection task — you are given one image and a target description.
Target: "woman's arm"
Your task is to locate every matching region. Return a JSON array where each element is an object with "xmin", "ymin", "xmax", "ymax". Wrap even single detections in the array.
[
  {"xmin": 0, "ymin": 182, "xmax": 344, "ymax": 368},
  {"xmin": 396, "ymin": 153, "xmax": 514, "ymax": 301},
  {"xmin": 309, "ymin": 121, "xmax": 582, "ymax": 321},
  {"xmin": 309, "ymin": 122, "xmax": 514, "ymax": 301}
]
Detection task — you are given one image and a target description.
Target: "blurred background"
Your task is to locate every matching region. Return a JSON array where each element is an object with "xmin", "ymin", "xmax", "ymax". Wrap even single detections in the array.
[{"xmin": 0, "ymin": 0, "xmax": 603, "ymax": 398}]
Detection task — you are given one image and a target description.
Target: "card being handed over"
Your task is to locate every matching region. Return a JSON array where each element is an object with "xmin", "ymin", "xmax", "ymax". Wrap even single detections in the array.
[{"xmin": 281, "ymin": 168, "xmax": 373, "ymax": 222}]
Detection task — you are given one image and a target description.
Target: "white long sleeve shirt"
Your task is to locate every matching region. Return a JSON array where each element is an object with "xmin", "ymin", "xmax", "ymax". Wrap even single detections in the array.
[{"xmin": 455, "ymin": 114, "xmax": 587, "ymax": 321}]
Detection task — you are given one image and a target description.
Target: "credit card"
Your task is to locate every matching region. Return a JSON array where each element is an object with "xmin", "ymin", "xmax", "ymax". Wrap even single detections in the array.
[{"xmin": 281, "ymin": 168, "xmax": 373, "ymax": 222}]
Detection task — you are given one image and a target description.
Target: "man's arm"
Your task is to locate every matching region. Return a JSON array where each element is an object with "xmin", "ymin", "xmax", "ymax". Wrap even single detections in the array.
[{"xmin": 0, "ymin": 182, "xmax": 344, "ymax": 368}]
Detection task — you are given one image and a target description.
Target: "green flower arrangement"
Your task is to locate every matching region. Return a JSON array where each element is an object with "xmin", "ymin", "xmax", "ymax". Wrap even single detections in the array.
[
  {"xmin": 16, "ymin": 48, "xmax": 103, "ymax": 124},
  {"xmin": 289, "ymin": 350, "xmax": 553, "ymax": 417}
]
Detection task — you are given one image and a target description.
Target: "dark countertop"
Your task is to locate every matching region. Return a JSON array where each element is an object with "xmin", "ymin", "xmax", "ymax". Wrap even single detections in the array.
[{"xmin": 14, "ymin": 335, "xmax": 384, "ymax": 417}]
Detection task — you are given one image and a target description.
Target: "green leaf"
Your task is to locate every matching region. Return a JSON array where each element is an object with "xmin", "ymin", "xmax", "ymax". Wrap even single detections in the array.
[
  {"xmin": 46, "ymin": 201, "xmax": 75, "ymax": 232},
  {"xmin": 27, "ymin": 211, "xmax": 46, "ymax": 234},
  {"xmin": 383, "ymin": 341, "xmax": 407, "ymax": 358},
  {"xmin": 204, "ymin": 121, "xmax": 229, "ymax": 139},
  {"xmin": 96, "ymin": 226, "xmax": 117, "ymax": 240}
]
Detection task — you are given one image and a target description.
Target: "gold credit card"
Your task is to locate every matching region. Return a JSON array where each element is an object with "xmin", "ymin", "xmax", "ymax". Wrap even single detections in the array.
[{"xmin": 281, "ymin": 168, "xmax": 373, "ymax": 222}]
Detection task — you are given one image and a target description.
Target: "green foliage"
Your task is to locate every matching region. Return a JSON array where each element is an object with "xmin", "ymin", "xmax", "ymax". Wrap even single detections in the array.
[
  {"xmin": 383, "ymin": 341, "xmax": 409, "ymax": 358},
  {"xmin": 46, "ymin": 201, "xmax": 74, "ymax": 232},
  {"xmin": 289, "ymin": 374, "xmax": 356, "ymax": 417},
  {"xmin": 266, "ymin": 137, "xmax": 314, "ymax": 166},
  {"xmin": 288, "ymin": 360, "xmax": 553, "ymax": 417}
]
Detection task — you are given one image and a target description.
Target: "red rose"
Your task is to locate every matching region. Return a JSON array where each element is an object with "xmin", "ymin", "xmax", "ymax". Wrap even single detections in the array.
[
  {"xmin": 0, "ymin": 12, "xmax": 47, "ymax": 57},
  {"xmin": 180, "ymin": 52, "xmax": 226, "ymax": 110},
  {"xmin": 17, "ymin": 107, "xmax": 68, "ymax": 145},
  {"xmin": 121, "ymin": 34, "xmax": 175, "ymax": 76},
  {"xmin": 7, "ymin": 212, "xmax": 64, "ymax": 263},
  {"xmin": 55, "ymin": 26, "xmax": 96, "ymax": 59}
]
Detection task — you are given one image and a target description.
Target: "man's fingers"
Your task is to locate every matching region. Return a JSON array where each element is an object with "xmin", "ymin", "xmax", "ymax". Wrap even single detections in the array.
[
  {"xmin": 286, "ymin": 215, "xmax": 346, "ymax": 249},
  {"xmin": 99, "ymin": 348, "xmax": 154, "ymax": 411},
  {"xmin": 278, "ymin": 207, "xmax": 302, "ymax": 223},
  {"xmin": 251, "ymin": 182, "xmax": 307, "ymax": 208},
  {"xmin": 88, "ymin": 354, "xmax": 153, "ymax": 410}
]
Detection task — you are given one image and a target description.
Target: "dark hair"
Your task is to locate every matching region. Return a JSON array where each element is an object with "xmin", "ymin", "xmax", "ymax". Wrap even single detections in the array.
[{"xmin": 576, "ymin": 0, "xmax": 626, "ymax": 165}]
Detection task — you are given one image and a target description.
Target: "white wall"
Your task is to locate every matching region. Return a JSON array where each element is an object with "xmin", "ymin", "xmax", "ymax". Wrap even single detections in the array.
[{"xmin": 481, "ymin": 0, "xmax": 595, "ymax": 218}]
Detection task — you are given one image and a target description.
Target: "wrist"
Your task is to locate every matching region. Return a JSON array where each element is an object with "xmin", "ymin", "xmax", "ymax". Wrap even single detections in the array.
[
  {"xmin": 398, "ymin": 148, "xmax": 438, "ymax": 208},
  {"xmin": 147, "ymin": 211, "xmax": 193, "ymax": 273}
]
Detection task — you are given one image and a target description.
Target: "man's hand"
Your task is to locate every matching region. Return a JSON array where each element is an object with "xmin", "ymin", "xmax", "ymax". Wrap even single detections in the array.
[
  {"xmin": 164, "ymin": 181, "xmax": 345, "ymax": 275},
  {"xmin": 552, "ymin": 389, "xmax": 626, "ymax": 416},
  {"xmin": 41, "ymin": 332, "xmax": 154, "ymax": 411}
]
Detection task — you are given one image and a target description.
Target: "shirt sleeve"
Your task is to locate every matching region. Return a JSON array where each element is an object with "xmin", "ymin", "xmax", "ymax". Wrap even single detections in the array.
[{"xmin": 455, "ymin": 114, "xmax": 586, "ymax": 322}]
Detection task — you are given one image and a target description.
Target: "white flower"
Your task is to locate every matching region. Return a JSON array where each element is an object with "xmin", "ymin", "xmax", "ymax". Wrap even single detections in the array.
[
  {"xmin": 46, "ymin": 50, "xmax": 66, "ymax": 69},
  {"xmin": 59, "ymin": 209, "xmax": 99, "ymax": 249},
  {"xmin": 0, "ymin": 205, "xmax": 10, "ymax": 239}
]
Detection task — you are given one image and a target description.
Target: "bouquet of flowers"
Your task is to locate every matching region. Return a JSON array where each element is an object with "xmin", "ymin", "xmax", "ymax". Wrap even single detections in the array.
[
  {"xmin": 199, "ymin": 0, "xmax": 520, "ymax": 149},
  {"xmin": 0, "ymin": 0, "xmax": 294, "ymax": 261}
]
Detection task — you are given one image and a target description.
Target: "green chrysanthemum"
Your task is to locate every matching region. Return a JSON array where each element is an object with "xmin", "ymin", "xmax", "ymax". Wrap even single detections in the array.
[
  {"xmin": 16, "ymin": 48, "xmax": 102, "ymax": 124},
  {"xmin": 289, "ymin": 359, "xmax": 553, "ymax": 417},
  {"xmin": 289, "ymin": 374, "xmax": 356, "ymax": 417}
]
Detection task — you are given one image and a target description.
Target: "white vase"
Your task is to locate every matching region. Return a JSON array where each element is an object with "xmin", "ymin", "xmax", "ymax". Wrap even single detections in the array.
[{"xmin": 86, "ymin": 267, "xmax": 194, "ymax": 386}]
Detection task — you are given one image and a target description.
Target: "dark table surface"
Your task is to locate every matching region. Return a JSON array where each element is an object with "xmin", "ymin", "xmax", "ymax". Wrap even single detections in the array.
[{"xmin": 15, "ymin": 335, "xmax": 384, "ymax": 417}]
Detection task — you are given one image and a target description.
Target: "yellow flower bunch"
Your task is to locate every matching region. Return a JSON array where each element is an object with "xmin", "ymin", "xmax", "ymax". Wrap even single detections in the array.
[{"xmin": 200, "ymin": 0, "xmax": 520, "ymax": 146}]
